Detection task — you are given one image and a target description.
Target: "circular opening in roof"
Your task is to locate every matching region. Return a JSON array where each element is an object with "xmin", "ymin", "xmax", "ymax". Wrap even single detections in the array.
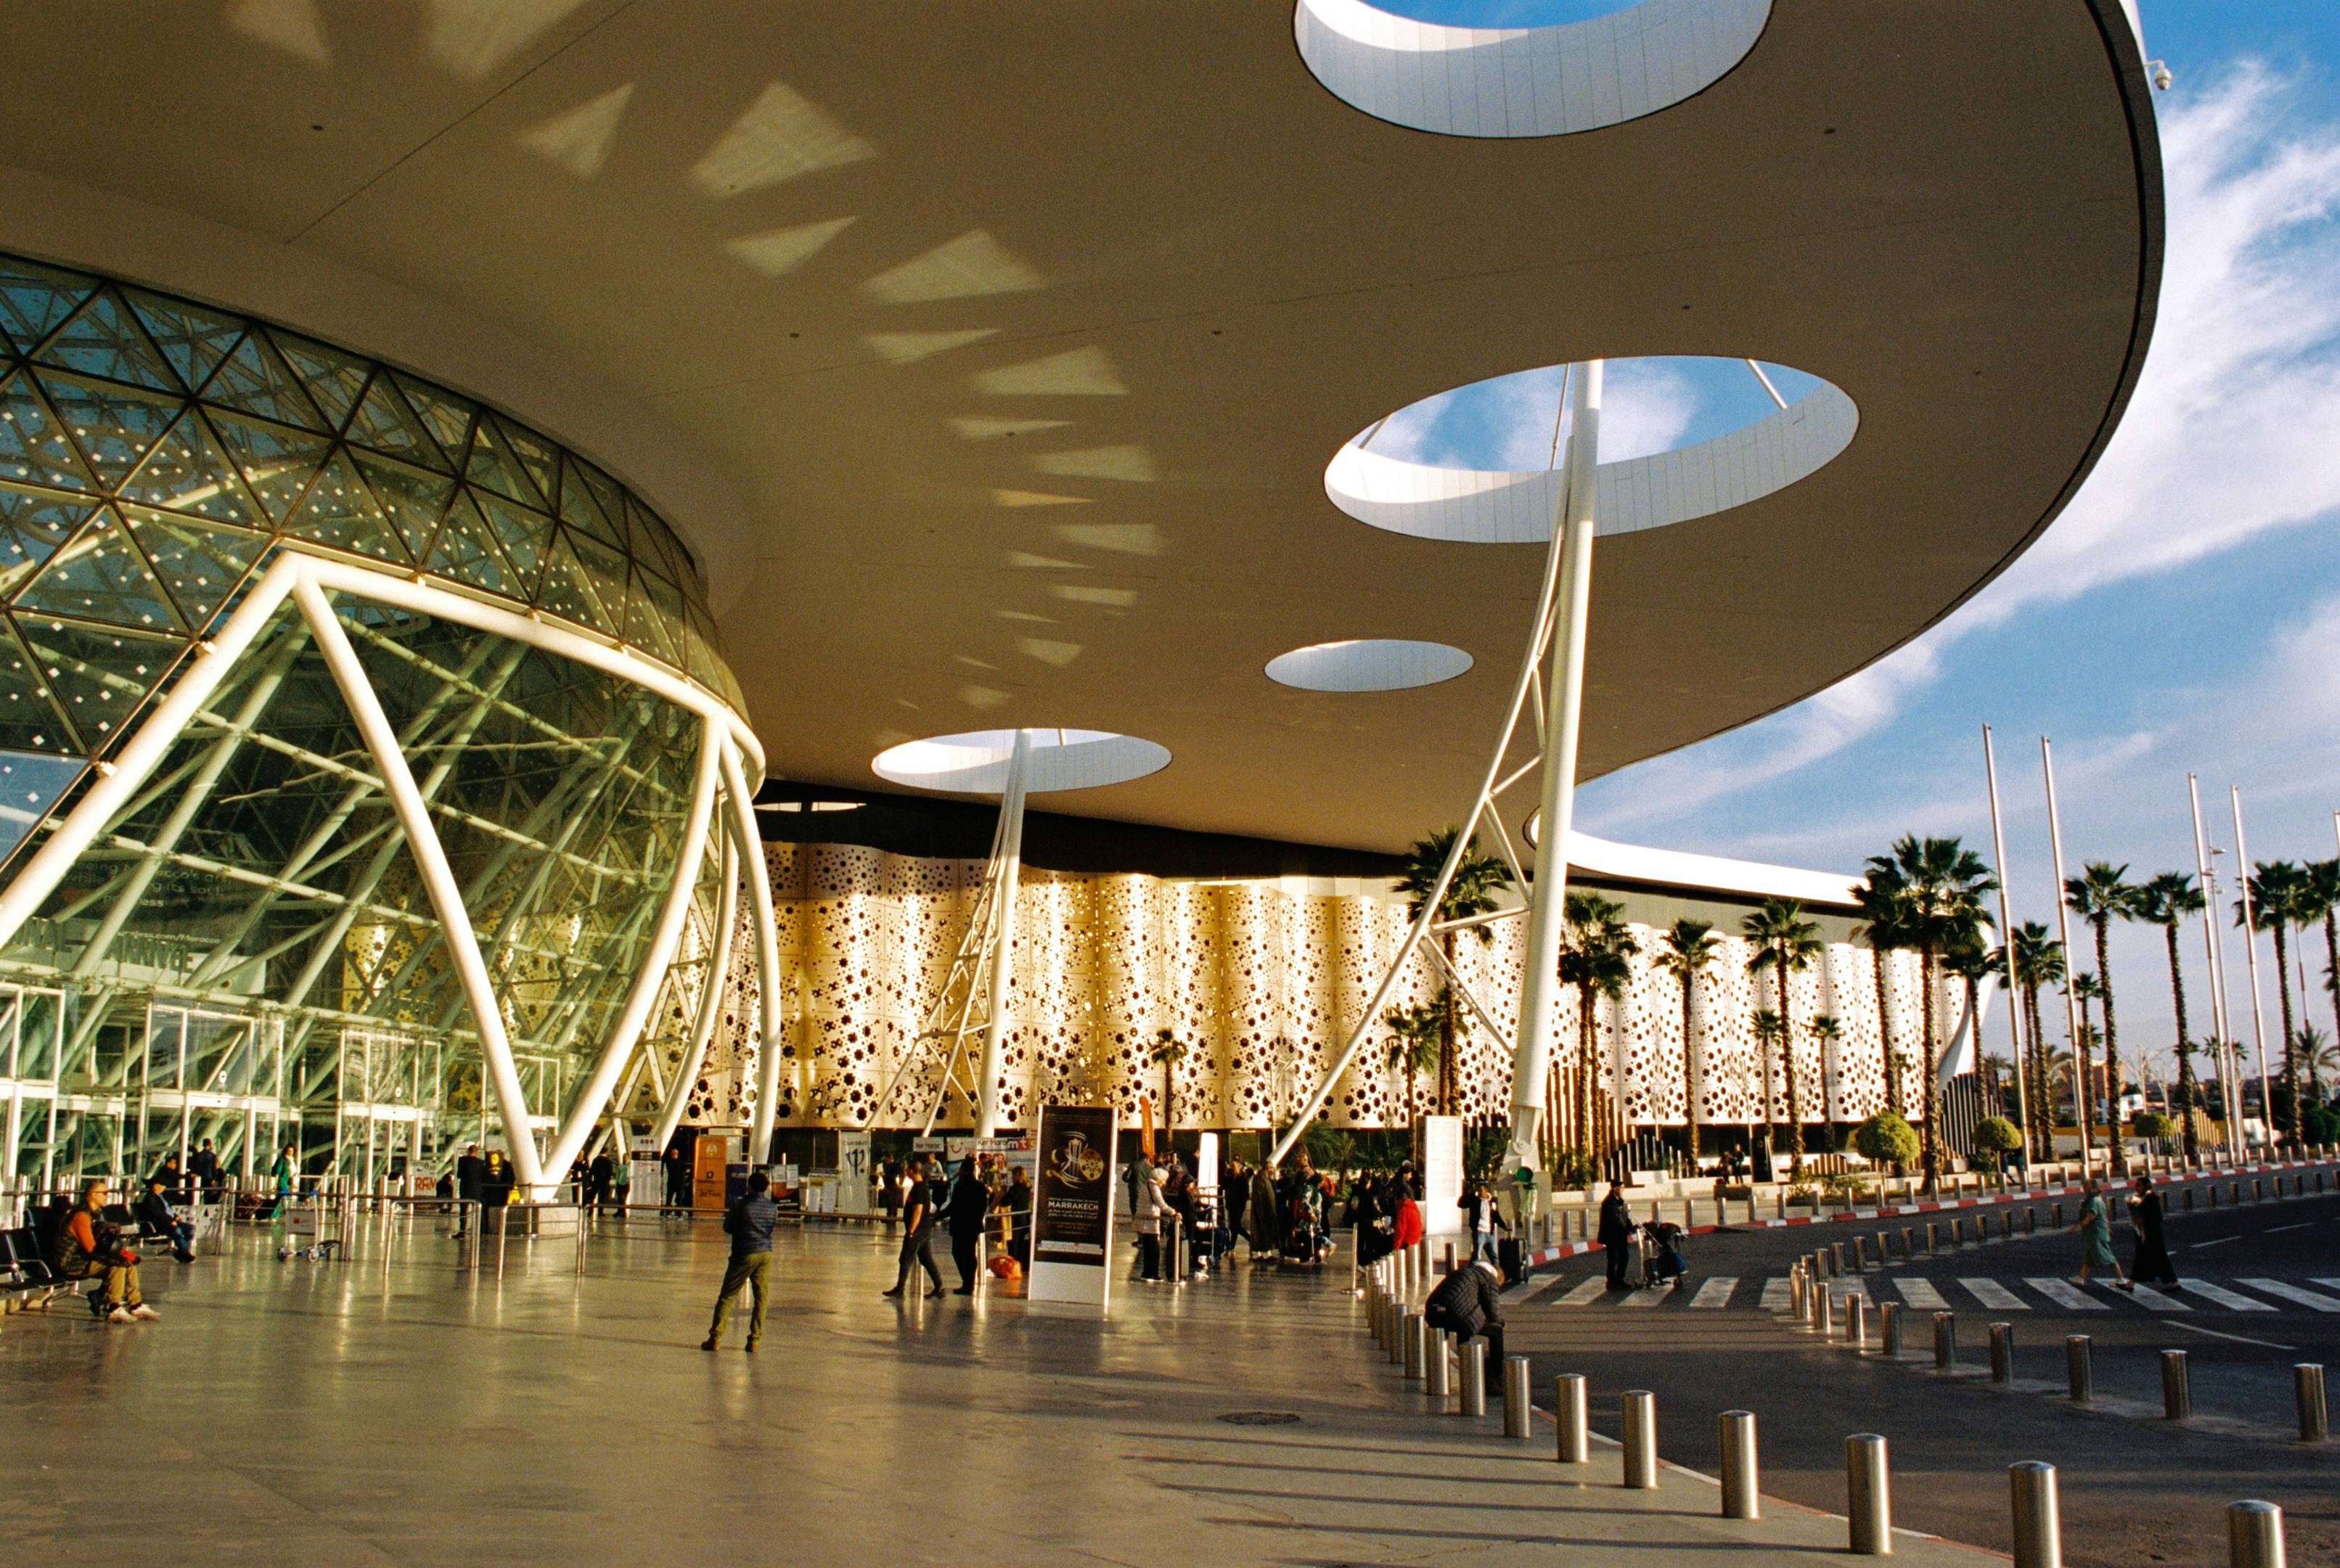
[
  {"xmin": 1328, "ymin": 356, "xmax": 1857, "ymax": 545},
  {"xmin": 872, "ymin": 728, "xmax": 1171, "ymax": 795},
  {"xmin": 1294, "ymin": 0, "xmax": 1772, "ymax": 139},
  {"xmin": 1267, "ymin": 639, "xmax": 1473, "ymax": 692}
]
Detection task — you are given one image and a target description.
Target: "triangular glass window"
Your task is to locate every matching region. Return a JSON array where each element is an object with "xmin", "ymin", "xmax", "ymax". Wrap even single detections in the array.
[
  {"xmin": 12, "ymin": 612, "xmax": 187, "ymax": 754},
  {"xmin": 269, "ymin": 330, "xmax": 369, "ymax": 430},
  {"xmin": 491, "ymin": 415, "xmax": 558, "ymax": 507},
  {"xmin": 344, "ymin": 372, "xmax": 451, "ymax": 471},
  {"xmin": 629, "ymin": 494, "xmax": 690, "ymax": 584},
  {"xmin": 126, "ymin": 290, "xmax": 245, "ymax": 393},
  {"xmin": 469, "ymin": 487, "xmax": 551, "ymax": 596},
  {"xmin": 392, "ymin": 373, "xmax": 475, "ymax": 460},
  {"xmin": 283, "ymin": 450, "xmax": 407, "ymax": 566},
  {"xmin": 351, "ymin": 451, "xmax": 457, "ymax": 560},
  {"xmin": 0, "ymin": 258, "xmax": 94, "ymax": 356},
  {"xmin": 0, "ymin": 484, "xmax": 100, "ymax": 602},
  {"xmin": 568, "ymin": 523, "xmax": 631, "ymax": 621},
  {"xmin": 34, "ymin": 288, "xmax": 182, "ymax": 392},
  {"xmin": 0, "ymin": 747, "xmax": 87, "ymax": 867},
  {"xmin": 12, "ymin": 506, "xmax": 184, "ymax": 633},
  {"xmin": 574, "ymin": 458, "xmax": 634, "ymax": 545},
  {"xmin": 623, "ymin": 565, "xmax": 680, "ymax": 665},
  {"xmin": 554, "ymin": 456, "xmax": 624, "ymax": 550},
  {"xmin": 118, "ymin": 409, "xmax": 260, "ymax": 525},
  {"xmin": 33, "ymin": 370, "xmax": 184, "ymax": 489},
  {"xmin": 0, "ymin": 372, "xmax": 96, "ymax": 493},
  {"xmin": 206, "ymin": 408, "xmax": 332, "ymax": 522},
  {"xmin": 122, "ymin": 506, "xmax": 268, "ymax": 631},
  {"xmin": 422, "ymin": 490, "xmax": 519, "ymax": 598},
  {"xmin": 534, "ymin": 528, "xmax": 615, "ymax": 636},
  {"xmin": 464, "ymin": 416, "xmax": 543, "ymax": 508},
  {"xmin": 201, "ymin": 330, "xmax": 327, "ymax": 431},
  {"xmin": 0, "ymin": 619, "xmax": 75, "ymax": 755}
]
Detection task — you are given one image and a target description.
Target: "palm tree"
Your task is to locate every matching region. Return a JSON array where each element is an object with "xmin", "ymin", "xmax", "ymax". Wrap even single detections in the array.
[
  {"xmin": 1995, "ymin": 920, "xmax": 2066, "ymax": 1155},
  {"xmin": 2133, "ymin": 871, "xmax": 2205, "ymax": 1158},
  {"xmin": 1809, "ymin": 1014, "xmax": 1844, "ymax": 1147},
  {"xmin": 2299, "ymin": 1023, "xmax": 2339, "ymax": 1105},
  {"xmin": 1866, "ymin": 836, "xmax": 1995, "ymax": 1186},
  {"xmin": 2071, "ymin": 971, "xmax": 2106, "ymax": 1149},
  {"xmin": 1148, "ymin": 1027, "xmax": 1187, "ymax": 1139},
  {"xmin": 1752, "ymin": 1009, "xmax": 1785, "ymax": 1141},
  {"xmin": 2303, "ymin": 859, "xmax": 2340, "ymax": 1046},
  {"xmin": 1979, "ymin": 1053, "xmax": 2013, "ymax": 1119},
  {"xmin": 1656, "ymin": 919, "xmax": 1722, "ymax": 1157},
  {"xmin": 1942, "ymin": 931, "xmax": 1996, "ymax": 1080},
  {"xmin": 2241, "ymin": 861, "xmax": 2310, "ymax": 1139},
  {"xmin": 1397, "ymin": 827, "xmax": 1515, "ymax": 1117},
  {"xmin": 1854, "ymin": 866, "xmax": 1912, "ymax": 1115},
  {"xmin": 1559, "ymin": 891, "xmax": 1637, "ymax": 1162},
  {"xmin": 1381, "ymin": 1001, "xmax": 1443, "ymax": 1161},
  {"xmin": 1743, "ymin": 898, "xmax": 1822, "ymax": 1176},
  {"xmin": 2065, "ymin": 861, "xmax": 2139, "ymax": 1173}
]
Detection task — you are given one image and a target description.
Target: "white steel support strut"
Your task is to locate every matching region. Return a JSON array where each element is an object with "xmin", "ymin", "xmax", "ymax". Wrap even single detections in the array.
[
  {"xmin": 1502, "ymin": 358, "xmax": 1601, "ymax": 1178},
  {"xmin": 975, "ymin": 728, "xmax": 1032, "ymax": 1136},
  {"xmin": 293, "ymin": 574, "xmax": 548, "ymax": 1194},
  {"xmin": 1267, "ymin": 362, "xmax": 1596, "ymax": 1172},
  {"xmin": 725, "ymin": 739, "xmax": 788, "ymax": 1172},
  {"xmin": 541, "ymin": 717, "xmax": 723, "ymax": 1179},
  {"xmin": 652, "ymin": 825, "xmax": 739, "ymax": 1151}
]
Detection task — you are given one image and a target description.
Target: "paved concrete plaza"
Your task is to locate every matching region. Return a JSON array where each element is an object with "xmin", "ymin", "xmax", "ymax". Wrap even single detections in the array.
[{"xmin": 1, "ymin": 1215, "xmax": 2002, "ymax": 1567}]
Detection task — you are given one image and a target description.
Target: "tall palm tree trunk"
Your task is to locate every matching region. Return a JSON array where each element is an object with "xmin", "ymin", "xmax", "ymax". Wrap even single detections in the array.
[
  {"xmin": 1920, "ymin": 943, "xmax": 1942, "ymax": 1188},
  {"xmin": 2091, "ymin": 916, "xmax": 2126, "ymax": 1174},
  {"xmin": 2272, "ymin": 924, "xmax": 2299, "ymax": 1139},
  {"xmin": 1775, "ymin": 961, "xmax": 1804, "ymax": 1175},
  {"xmin": 2022, "ymin": 982, "xmax": 2052, "ymax": 1152},
  {"xmin": 2164, "ymin": 921, "xmax": 2198, "ymax": 1159},
  {"xmin": 1681, "ymin": 980, "xmax": 1700, "ymax": 1158},
  {"xmin": 1872, "ymin": 951, "xmax": 1902, "ymax": 1115},
  {"xmin": 2323, "ymin": 909, "xmax": 2340, "ymax": 1046},
  {"xmin": 1438, "ymin": 933, "xmax": 1460, "ymax": 1117}
]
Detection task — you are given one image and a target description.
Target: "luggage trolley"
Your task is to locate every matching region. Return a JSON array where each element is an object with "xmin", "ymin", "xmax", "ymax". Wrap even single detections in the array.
[{"xmin": 277, "ymin": 1194, "xmax": 340, "ymax": 1261}]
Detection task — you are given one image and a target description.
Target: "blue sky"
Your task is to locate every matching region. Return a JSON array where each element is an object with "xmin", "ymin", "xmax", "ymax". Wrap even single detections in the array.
[{"xmin": 1378, "ymin": 4, "xmax": 2340, "ymax": 1075}]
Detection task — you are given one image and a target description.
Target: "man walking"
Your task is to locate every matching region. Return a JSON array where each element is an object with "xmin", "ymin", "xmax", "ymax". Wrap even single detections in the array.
[
  {"xmin": 1598, "ymin": 1182, "xmax": 1634, "ymax": 1289},
  {"xmin": 454, "ymin": 1143, "xmax": 484, "ymax": 1237},
  {"xmin": 883, "ymin": 1155, "xmax": 946, "ymax": 1298},
  {"xmin": 702, "ymin": 1170, "xmax": 780, "ymax": 1352}
]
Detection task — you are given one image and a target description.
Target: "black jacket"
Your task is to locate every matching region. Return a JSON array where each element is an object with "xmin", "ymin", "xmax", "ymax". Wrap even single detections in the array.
[
  {"xmin": 946, "ymin": 1176, "xmax": 990, "ymax": 1238},
  {"xmin": 456, "ymin": 1154, "xmax": 485, "ymax": 1201},
  {"xmin": 724, "ymin": 1194, "xmax": 780, "ymax": 1257},
  {"xmin": 1598, "ymin": 1193, "xmax": 1634, "ymax": 1247},
  {"xmin": 1426, "ymin": 1262, "xmax": 1505, "ymax": 1336}
]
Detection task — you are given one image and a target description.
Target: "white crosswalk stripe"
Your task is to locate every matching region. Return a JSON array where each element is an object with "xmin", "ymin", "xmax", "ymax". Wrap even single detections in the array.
[
  {"xmin": 1554, "ymin": 1276, "xmax": 1608, "ymax": 1306},
  {"xmin": 2312, "ymin": 1278, "xmax": 2340, "ymax": 1294},
  {"xmin": 2238, "ymin": 1279, "xmax": 2340, "ymax": 1311},
  {"xmin": 1515, "ymin": 1273, "xmax": 1573, "ymax": 1305},
  {"xmin": 1690, "ymin": 1276, "xmax": 1738, "ymax": 1309},
  {"xmin": 1960, "ymin": 1278, "xmax": 2027, "ymax": 1309},
  {"xmin": 2179, "ymin": 1280, "xmax": 2277, "ymax": 1312},
  {"xmin": 2024, "ymin": 1277, "xmax": 2108, "ymax": 1310},
  {"xmin": 1893, "ymin": 1277, "xmax": 1950, "ymax": 1310},
  {"xmin": 1830, "ymin": 1278, "xmax": 1870, "ymax": 1300},
  {"xmin": 1620, "ymin": 1284, "xmax": 1672, "ymax": 1308},
  {"xmin": 1759, "ymin": 1276, "xmax": 1793, "ymax": 1310},
  {"xmin": 2127, "ymin": 1282, "xmax": 2192, "ymax": 1311}
]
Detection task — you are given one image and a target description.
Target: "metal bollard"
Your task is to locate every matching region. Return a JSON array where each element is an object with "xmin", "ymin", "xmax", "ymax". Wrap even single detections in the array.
[
  {"xmin": 1388, "ymin": 1297, "xmax": 1406, "ymax": 1366},
  {"xmin": 1926, "ymin": 1221, "xmax": 1939, "ymax": 1256},
  {"xmin": 1934, "ymin": 1312, "xmax": 1957, "ymax": 1372},
  {"xmin": 1990, "ymin": 1321, "xmax": 2014, "ymax": 1384},
  {"xmin": 1793, "ymin": 1264, "xmax": 1809, "ymax": 1323},
  {"xmin": 1833, "ymin": 1241, "xmax": 1847, "ymax": 1274},
  {"xmin": 1846, "ymin": 1434, "xmax": 1891, "ymax": 1555},
  {"xmin": 1820, "ymin": 1286, "xmax": 1837, "ymax": 1339},
  {"xmin": 2230, "ymin": 1181, "xmax": 2241, "ymax": 1206},
  {"xmin": 2184, "ymin": 1184, "xmax": 2196, "ymax": 1210},
  {"xmin": 574, "ymin": 1212, "xmax": 588, "ymax": 1276},
  {"xmin": 2209, "ymin": 1183, "xmax": 2220, "ymax": 1209},
  {"xmin": 1444, "ymin": 1240, "xmax": 1457, "ymax": 1273},
  {"xmin": 2051, "ymin": 1201, "xmax": 2063, "ymax": 1227},
  {"xmin": 2296, "ymin": 1363, "xmax": 2328, "ymax": 1442},
  {"xmin": 494, "ymin": 1203, "xmax": 510, "ymax": 1278},
  {"xmin": 2010, "ymin": 1461, "xmax": 2062, "ymax": 1568},
  {"xmin": 1719, "ymin": 1410, "xmax": 1759, "ymax": 1519},
  {"xmin": 1427, "ymin": 1329, "xmax": 1452, "ymax": 1399},
  {"xmin": 1621, "ymin": 1390, "xmax": 1658, "ymax": 1489},
  {"xmin": 1404, "ymin": 1312, "xmax": 1426, "ymax": 1381},
  {"xmin": 2252, "ymin": 1178, "xmax": 2265, "ymax": 1203},
  {"xmin": 2027, "ymin": 1204, "xmax": 2038, "ymax": 1234},
  {"xmin": 1555, "ymin": 1373, "xmax": 1590, "ymax": 1463},
  {"xmin": 2066, "ymin": 1336, "xmax": 2092, "ymax": 1403},
  {"xmin": 1862, "ymin": 1234, "xmax": 1878, "ymax": 1270},
  {"xmin": 1950, "ymin": 1217, "xmax": 1965, "ymax": 1249},
  {"xmin": 2226, "ymin": 1501, "xmax": 2285, "ymax": 1568},
  {"xmin": 1503, "ymin": 1355, "xmax": 1532, "ymax": 1440},
  {"xmin": 1882, "ymin": 1300, "xmax": 1903, "ymax": 1357},
  {"xmin": 1460, "ymin": 1341, "xmax": 1487, "ymax": 1418},
  {"xmin": 2163, "ymin": 1350, "xmax": 2191, "ymax": 1420},
  {"xmin": 1848, "ymin": 1293, "xmax": 1869, "ymax": 1350}
]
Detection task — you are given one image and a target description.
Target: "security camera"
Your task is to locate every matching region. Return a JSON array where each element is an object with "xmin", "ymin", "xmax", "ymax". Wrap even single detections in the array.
[{"xmin": 2148, "ymin": 59, "xmax": 2173, "ymax": 91}]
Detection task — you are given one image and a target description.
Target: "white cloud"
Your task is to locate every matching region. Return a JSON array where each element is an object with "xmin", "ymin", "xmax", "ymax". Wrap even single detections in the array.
[
  {"xmin": 1595, "ymin": 358, "xmax": 1698, "ymax": 461},
  {"xmin": 1367, "ymin": 358, "xmax": 1700, "ymax": 470}
]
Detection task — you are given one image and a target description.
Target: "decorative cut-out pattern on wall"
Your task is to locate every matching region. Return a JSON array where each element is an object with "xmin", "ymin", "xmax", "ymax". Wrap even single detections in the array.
[{"xmin": 698, "ymin": 844, "xmax": 1958, "ymax": 1133}]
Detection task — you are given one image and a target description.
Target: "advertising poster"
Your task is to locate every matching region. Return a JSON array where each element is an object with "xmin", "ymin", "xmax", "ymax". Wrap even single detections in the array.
[
  {"xmin": 1422, "ymin": 1114, "xmax": 1463, "ymax": 1239},
  {"xmin": 1028, "ymin": 1104, "xmax": 1118, "ymax": 1309},
  {"xmin": 835, "ymin": 1130, "xmax": 872, "ymax": 1213}
]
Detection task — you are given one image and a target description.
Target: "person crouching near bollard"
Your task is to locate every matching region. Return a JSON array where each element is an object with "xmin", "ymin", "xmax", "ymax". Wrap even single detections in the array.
[
  {"xmin": 1425, "ymin": 1257, "xmax": 1506, "ymax": 1397},
  {"xmin": 703, "ymin": 1170, "xmax": 780, "ymax": 1352}
]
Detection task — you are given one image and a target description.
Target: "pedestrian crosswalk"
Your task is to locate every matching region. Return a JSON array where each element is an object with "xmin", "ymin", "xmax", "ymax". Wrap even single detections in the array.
[{"xmin": 1534, "ymin": 1271, "xmax": 2340, "ymax": 1315}]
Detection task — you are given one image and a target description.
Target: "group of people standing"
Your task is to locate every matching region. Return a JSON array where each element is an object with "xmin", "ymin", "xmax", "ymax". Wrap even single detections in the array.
[{"xmin": 879, "ymin": 1154, "xmax": 1032, "ymax": 1297}]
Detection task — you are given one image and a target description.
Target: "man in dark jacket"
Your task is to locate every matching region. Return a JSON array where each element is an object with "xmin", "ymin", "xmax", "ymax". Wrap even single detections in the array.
[
  {"xmin": 1425, "ymin": 1257, "xmax": 1505, "ymax": 1394},
  {"xmin": 588, "ymin": 1150, "xmax": 616, "ymax": 1212},
  {"xmin": 703, "ymin": 1170, "xmax": 780, "ymax": 1351},
  {"xmin": 1598, "ymin": 1183, "xmax": 1635, "ymax": 1289},
  {"xmin": 133, "ymin": 1176, "xmax": 196, "ymax": 1263},
  {"xmin": 884, "ymin": 1155, "xmax": 946, "ymax": 1299},
  {"xmin": 946, "ymin": 1157, "xmax": 991, "ymax": 1294},
  {"xmin": 454, "ymin": 1144, "xmax": 484, "ymax": 1237}
]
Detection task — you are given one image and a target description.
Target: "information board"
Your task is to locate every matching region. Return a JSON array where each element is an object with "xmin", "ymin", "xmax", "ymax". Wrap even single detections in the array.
[
  {"xmin": 1028, "ymin": 1104, "xmax": 1118, "ymax": 1309},
  {"xmin": 1421, "ymin": 1115, "xmax": 1464, "ymax": 1239}
]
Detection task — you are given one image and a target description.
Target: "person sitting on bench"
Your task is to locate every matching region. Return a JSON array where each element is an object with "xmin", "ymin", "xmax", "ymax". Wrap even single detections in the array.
[
  {"xmin": 54, "ymin": 1181, "xmax": 157, "ymax": 1323},
  {"xmin": 134, "ymin": 1176, "xmax": 197, "ymax": 1264}
]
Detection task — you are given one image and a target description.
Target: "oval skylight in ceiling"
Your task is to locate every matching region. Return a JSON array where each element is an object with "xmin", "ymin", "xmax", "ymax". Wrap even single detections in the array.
[
  {"xmin": 1328, "ymin": 356, "xmax": 1856, "ymax": 544},
  {"xmin": 1266, "ymin": 639, "xmax": 1473, "ymax": 692},
  {"xmin": 1293, "ymin": 0, "xmax": 1771, "ymax": 139},
  {"xmin": 872, "ymin": 728, "xmax": 1171, "ymax": 795}
]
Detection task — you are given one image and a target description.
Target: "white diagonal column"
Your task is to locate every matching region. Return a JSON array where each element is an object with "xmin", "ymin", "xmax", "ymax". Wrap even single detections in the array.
[
  {"xmin": 652, "ymin": 825, "xmax": 740, "ymax": 1150},
  {"xmin": 292, "ymin": 571, "xmax": 548, "ymax": 1192},
  {"xmin": 1503, "ymin": 358, "xmax": 1601, "ymax": 1176},
  {"xmin": 722, "ymin": 739, "xmax": 788, "ymax": 1171},
  {"xmin": 975, "ymin": 726, "xmax": 1032, "ymax": 1136}
]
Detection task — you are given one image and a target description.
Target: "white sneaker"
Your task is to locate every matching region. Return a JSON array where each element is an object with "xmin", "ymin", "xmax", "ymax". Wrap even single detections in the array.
[
  {"xmin": 130, "ymin": 1304, "xmax": 160, "ymax": 1321},
  {"xmin": 106, "ymin": 1306, "xmax": 134, "ymax": 1323}
]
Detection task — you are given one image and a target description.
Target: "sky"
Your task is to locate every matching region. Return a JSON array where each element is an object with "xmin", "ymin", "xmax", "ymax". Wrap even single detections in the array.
[{"xmin": 1372, "ymin": 3, "xmax": 2340, "ymax": 1081}]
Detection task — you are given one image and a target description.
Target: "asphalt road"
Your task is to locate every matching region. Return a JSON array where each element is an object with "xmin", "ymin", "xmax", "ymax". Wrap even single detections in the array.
[{"xmin": 1505, "ymin": 1174, "xmax": 2340, "ymax": 1568}]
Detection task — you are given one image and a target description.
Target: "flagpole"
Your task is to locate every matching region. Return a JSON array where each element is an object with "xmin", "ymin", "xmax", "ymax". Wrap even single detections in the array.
[
  {"xmin": 2040, "ymin": 739, "xmax": 2092, "ymax": 1171},
  {"xmin": 1981, "ymin": 726, "xmax": 2030, "ymax": 1165},
  {"xmin": 2231, "ymin": 787, "xmax": 2275, "ymax": 1145},
  {"xmin": 2189, "ymin": 776, "xmax": 2241, "ymax": 1154}
]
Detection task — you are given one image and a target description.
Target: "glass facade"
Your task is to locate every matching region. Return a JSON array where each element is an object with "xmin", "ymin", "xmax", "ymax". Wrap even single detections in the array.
[{"xmin": 0, "ymin": 252, "xmax": 753, "ymax": 1185}]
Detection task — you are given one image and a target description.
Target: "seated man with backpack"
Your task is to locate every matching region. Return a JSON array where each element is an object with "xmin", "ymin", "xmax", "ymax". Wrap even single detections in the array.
[
  {"xmin": 1423, "ymin": 1257, "xmax": 1504, "ymax": 1395},
  {"xmin": 54, "ymin": 1180, "xmax": 158, "ymax": 1323}
]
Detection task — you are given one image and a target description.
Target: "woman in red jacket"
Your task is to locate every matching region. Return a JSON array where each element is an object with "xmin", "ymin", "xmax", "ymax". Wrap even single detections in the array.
[
  {"xmin": 1392, "ymin": 1187, "xmax": 1424, "ymax": 1252},
  {"xmin": 54, "ymin": 1181, "xmax": 157, "ymax": 1323}
]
